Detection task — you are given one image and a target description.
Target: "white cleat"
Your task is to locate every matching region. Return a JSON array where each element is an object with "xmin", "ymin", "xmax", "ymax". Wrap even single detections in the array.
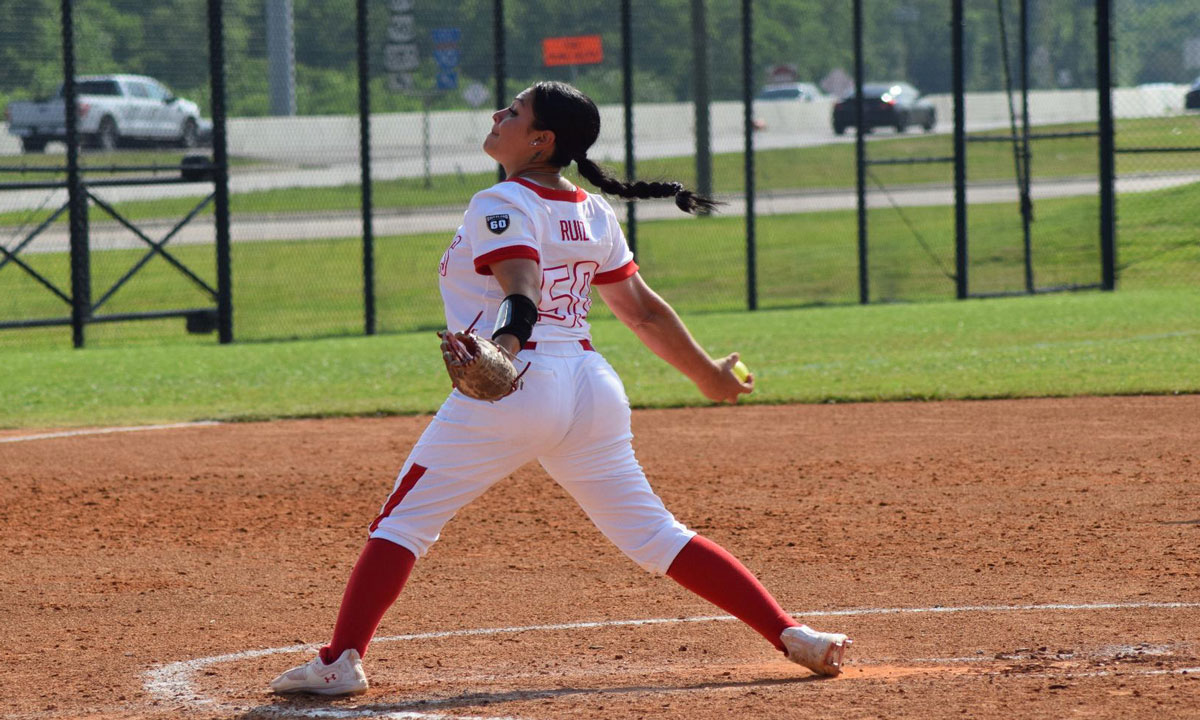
[
  {"xmin": 781, "ymin": 625, "xmax": 851, "ymax": 676},
  {"xmin": 269, "ymin": 648, "xmax": 369, "ymax": 695}
]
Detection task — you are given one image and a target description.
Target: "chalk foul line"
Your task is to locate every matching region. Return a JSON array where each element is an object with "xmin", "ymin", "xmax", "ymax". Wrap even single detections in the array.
[
  {"xmin": 145, "ymin": 599, "xmax": 1200, "ymax": 719},
  {"xmin": 0, "ymin": 420, "xmax": 221, "ymax": 444}
]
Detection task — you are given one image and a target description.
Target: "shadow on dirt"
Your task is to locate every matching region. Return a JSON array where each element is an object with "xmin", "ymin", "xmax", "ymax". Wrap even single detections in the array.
[{"xmin": 240, "ymin": 673, "xmax": 829, "ymax": 718}]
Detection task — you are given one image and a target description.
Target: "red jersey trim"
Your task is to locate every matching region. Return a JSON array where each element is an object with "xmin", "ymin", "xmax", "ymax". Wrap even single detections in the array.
[
  {"xmin": 593, "ymin": 259, "xmax": 639, "ymax": 285},
  {"xmin": 506, "ymin": 177, "xmax": 588, "ymax": 203},
  {"xmin": 474, "ymin": 245, "xmax": 540, "ymax": 275}
]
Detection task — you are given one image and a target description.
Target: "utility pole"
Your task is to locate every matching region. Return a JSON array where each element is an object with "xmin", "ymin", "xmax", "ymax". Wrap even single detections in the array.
[{"xmin": 266, "ymin": 0, "xmax": 296, "ymax": 116}]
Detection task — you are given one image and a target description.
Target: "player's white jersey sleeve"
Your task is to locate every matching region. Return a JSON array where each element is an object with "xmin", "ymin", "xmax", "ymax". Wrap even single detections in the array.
[
  {"xmin": 462, "ymin": 186, "xmax": 541, "ymax": 275},
  {"xmin": 438, "ymin": 184, "xmax": 539, "ymax": 333}
]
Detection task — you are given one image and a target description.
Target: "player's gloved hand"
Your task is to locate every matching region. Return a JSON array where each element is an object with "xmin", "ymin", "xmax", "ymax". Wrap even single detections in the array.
[
  {"xmin": 438, "ymin": 330, "xmax": 527, "ymax": 402},
  {"xmin": 696, "ymin": 352, "xmax": 754, "ymax": 404}
]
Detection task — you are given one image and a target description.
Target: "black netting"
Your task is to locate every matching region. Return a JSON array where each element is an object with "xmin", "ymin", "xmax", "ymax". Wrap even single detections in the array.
[
  {"xmin": 1112, "ymin": 0, "xmax": 1200, "ymax": 290},
  {"xmin": 1, "ymin": 1, "xmax": 1190, "ymax": 351}
]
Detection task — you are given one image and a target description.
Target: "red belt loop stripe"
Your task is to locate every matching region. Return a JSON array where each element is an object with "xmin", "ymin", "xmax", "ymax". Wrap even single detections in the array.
[{"xmin": 522, "ymin": 339, "xmax": 594, "ymax": 351}]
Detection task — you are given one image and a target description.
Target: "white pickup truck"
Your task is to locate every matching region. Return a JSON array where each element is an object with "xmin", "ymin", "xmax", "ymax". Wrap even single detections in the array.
[{"xmin": 4, "ymin": 74, "xmax": 209, "ymax": 153}]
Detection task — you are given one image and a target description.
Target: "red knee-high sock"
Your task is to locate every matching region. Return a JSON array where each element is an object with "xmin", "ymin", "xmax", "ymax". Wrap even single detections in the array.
[
  {"xmin": 320, "ymin": 537, "xmax": 416, "ymax": 664},
  {"xmin": 666, "ymin": 535, "xmax": 797, "ymax": 652}
]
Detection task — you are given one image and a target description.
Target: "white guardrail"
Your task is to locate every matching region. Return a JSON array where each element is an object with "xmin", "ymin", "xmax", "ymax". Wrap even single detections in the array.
[{"xmin": 1, "ymin": 85, "xmax": 1192, "ymax": 162}]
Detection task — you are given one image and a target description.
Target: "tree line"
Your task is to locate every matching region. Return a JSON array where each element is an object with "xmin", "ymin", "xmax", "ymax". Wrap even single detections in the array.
[{"xmin": 1, "ymin": 0, "xmax": 1196, "ymax": 117}]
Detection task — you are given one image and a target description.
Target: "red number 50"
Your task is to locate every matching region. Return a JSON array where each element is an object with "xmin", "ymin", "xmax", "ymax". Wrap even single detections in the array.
[{"xmin": 540, "ymin": 261, "xmax": 598, "ymax": 327}]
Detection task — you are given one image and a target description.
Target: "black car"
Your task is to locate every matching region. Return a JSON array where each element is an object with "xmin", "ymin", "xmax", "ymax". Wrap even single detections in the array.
[
  {"xmin": 1186, "ymin": 76, "xmax": 1200, "ymax": 110},
  {"xmin": 832, "ymin": 82, "xmax": 936, "ymax": 135}
]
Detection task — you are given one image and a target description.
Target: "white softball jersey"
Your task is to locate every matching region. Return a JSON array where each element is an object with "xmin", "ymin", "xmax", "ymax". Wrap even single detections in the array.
[
  {"xmin": 369, "ymin": 178, "xmax": 695, "ymax": 574},
  {"xmin": 438, "ymin": 177, "xmax": 637, "ymax": 341}
]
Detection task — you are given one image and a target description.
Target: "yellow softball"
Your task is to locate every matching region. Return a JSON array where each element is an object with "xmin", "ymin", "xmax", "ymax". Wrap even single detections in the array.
[{"xmin": 732, "ymin": 359, "xmax": 750, "ymax": 382}]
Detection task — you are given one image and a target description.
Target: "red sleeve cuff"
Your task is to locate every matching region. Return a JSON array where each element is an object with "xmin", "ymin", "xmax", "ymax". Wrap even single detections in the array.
[
  {"xmin": 474, "ymin": 245, "xmax": 540, "ymax": 275},
  {"xmin": 593, "ymin": 259, "xmax": 639, "ymax": 285}
]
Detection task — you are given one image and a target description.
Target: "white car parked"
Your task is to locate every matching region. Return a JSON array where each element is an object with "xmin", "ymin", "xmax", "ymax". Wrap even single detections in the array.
[
  {"xmin": 4, "ymin": 74, "xmax": 209, "ymax": 153},
  {"xmin": 756, "ymin": 82, "xmax": 827, "ymax": 102}
]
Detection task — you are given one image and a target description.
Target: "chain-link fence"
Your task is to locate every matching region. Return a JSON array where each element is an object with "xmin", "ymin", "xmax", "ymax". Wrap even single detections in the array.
[
  {"xmin": 960, "ymin": 0, "xmax": 1105, "ymax": 298},
  {"xmin": 0, "ymin": 0, "xmax": 66, "ymax": 348},
  {"xmin": 1112, "ymin": 0, "xmax": 1200, "ymax": 290},
  {"xmin": 1, "ymin": 0, "xmax": 225, "ymax": 349},
  {"xmin": 2, "ymin": 0, "xmax": 1194, "ymax": 351}
]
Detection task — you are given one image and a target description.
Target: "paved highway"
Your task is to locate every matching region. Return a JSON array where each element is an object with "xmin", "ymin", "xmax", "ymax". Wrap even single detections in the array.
[{"xmin": 8, "ymin": 171, "xmax": 1196, "ymax": 256}]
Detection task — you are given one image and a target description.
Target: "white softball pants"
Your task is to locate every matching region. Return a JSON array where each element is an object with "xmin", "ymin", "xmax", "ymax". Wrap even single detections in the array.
[{"xmin": 369, "ymin": 340, "xmax": 696, "ymax": 574}]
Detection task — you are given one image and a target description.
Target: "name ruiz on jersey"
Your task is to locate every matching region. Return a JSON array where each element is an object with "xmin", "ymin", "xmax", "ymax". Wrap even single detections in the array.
[{"xmin": 559, "ymin": 220, "xmax": 592, "ymax": 242}]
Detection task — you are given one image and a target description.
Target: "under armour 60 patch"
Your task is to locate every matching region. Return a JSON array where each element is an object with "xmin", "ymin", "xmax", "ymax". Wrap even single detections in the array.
[{"xmin": 485, "ymin": 214, "xmax": 510, "ymax": 234}]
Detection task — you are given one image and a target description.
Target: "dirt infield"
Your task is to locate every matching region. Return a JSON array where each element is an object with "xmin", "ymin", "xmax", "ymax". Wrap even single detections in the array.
[{"xmin": 2, "ymin": 395, "xmax": 1198, "ymax": 720}]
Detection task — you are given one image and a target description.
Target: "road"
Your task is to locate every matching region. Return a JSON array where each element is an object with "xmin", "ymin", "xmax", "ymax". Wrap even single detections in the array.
[
  {"xmin": 0, "ymin": 122, "xmax": 879, "ymax": 213},
  {"xmin": 0, "ymin": 104, "xmax": 1052, "ymax": 215},
  {"xmin": 6, "ymin": 171, "xmax": 1196, "ymax": 256}
]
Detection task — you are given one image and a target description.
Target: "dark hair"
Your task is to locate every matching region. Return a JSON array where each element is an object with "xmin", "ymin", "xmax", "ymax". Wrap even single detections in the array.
[{"xmin": 528, "ymin": 81, "xmax": 719, "ymax": 215}]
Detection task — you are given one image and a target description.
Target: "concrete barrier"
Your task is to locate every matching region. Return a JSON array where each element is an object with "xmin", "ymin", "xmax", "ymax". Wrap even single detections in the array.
[
  {"xmin": 219, "ymin": 84, "xmax": 1190, "ymax": 161},
  {"xmin": 2, "ymin": 85, "xmax": 1192, "ymax": 161}
]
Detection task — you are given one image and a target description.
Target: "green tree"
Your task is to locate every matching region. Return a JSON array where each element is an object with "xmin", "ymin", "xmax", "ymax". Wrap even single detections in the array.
[
  {"xmin": 1, "ymin": 0, "xmax": 1195, "ymax": 117},
  {"xmin": 0, "ymin": 0, "xmax": 63, "ymax": 95}
]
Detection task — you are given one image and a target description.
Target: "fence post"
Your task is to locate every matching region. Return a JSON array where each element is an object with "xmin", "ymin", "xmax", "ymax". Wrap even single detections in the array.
[
  {"xmin": 691, "ymin": 0, "xmax": 712, "ymax": 206},
  {"xmin": 357, "ymin": 0, "xmax": 376, "ymax": 335},
  {"xmin": 621, "ymin": 0, "xmax": 636, "ymax": 257},
  {"xmin": 853, "ymin": 0, "xmax": 868, "ymax": 304},
  {"xmin": 61, "ymin": 0, "xmax": 89, "ymax": 348},
  {"xmin": 1096, "ymin": 0, "xmax": 1116, "ymax": 291},
  {"xmin": 952, "ymin": 0, "xmax": 968, "ymax": 300},
  {"xmin": 208, "ymin": 0, "xmax": 233, "ymax": 343},
  {"xmin": 494, "ymin": 0, "xmax": 506, "ymax": 183},
  {"xmin": 1019, "ymin": 0, "xmax": 1034, "ymax": 293},
  {"xmin": 742, "ymin": 0, "xmax": 756, "ymax": 311}
]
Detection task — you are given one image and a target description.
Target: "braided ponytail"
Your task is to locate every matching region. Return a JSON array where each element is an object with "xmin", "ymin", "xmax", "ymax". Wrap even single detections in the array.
[
  {"xmin": 530, "ymin": 81, "xmax": 720, "ymax": 216},
  {"xmin": 576, "ymin": 155, "xmax": 718, "ymax": 215}
]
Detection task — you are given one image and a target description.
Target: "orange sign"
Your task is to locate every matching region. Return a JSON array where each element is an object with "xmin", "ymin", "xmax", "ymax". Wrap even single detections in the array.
[{"xmin": 542, "ymin": 35, "xmax": 604, "ymax": 67}]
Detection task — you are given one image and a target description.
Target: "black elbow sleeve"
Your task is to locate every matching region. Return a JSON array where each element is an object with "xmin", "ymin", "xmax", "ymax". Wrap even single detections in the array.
[{"xmin": 492, "ymin": 294, "xmax": 539, "ymax": 346}]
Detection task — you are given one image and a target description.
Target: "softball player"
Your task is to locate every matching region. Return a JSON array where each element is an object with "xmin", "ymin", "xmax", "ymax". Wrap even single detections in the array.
[{"xmin": 271, "ymin": 81, "xmax": 849, "ymax": 695}]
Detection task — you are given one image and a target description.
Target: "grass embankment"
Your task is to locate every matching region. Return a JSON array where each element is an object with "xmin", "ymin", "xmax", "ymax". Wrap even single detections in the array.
[{"xmin": 3, "ymin": 177, "xmax": 1195, "ymax": 349}]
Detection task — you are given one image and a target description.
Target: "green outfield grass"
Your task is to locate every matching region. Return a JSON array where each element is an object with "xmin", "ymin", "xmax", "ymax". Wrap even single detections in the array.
[
  {"xmin": 1, "ymin": 285, "xmax": 1196, "ymax": 429},
  {"xmin": 2, "ymin": 116, "xmax": 1195, "ymax": 226}
]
